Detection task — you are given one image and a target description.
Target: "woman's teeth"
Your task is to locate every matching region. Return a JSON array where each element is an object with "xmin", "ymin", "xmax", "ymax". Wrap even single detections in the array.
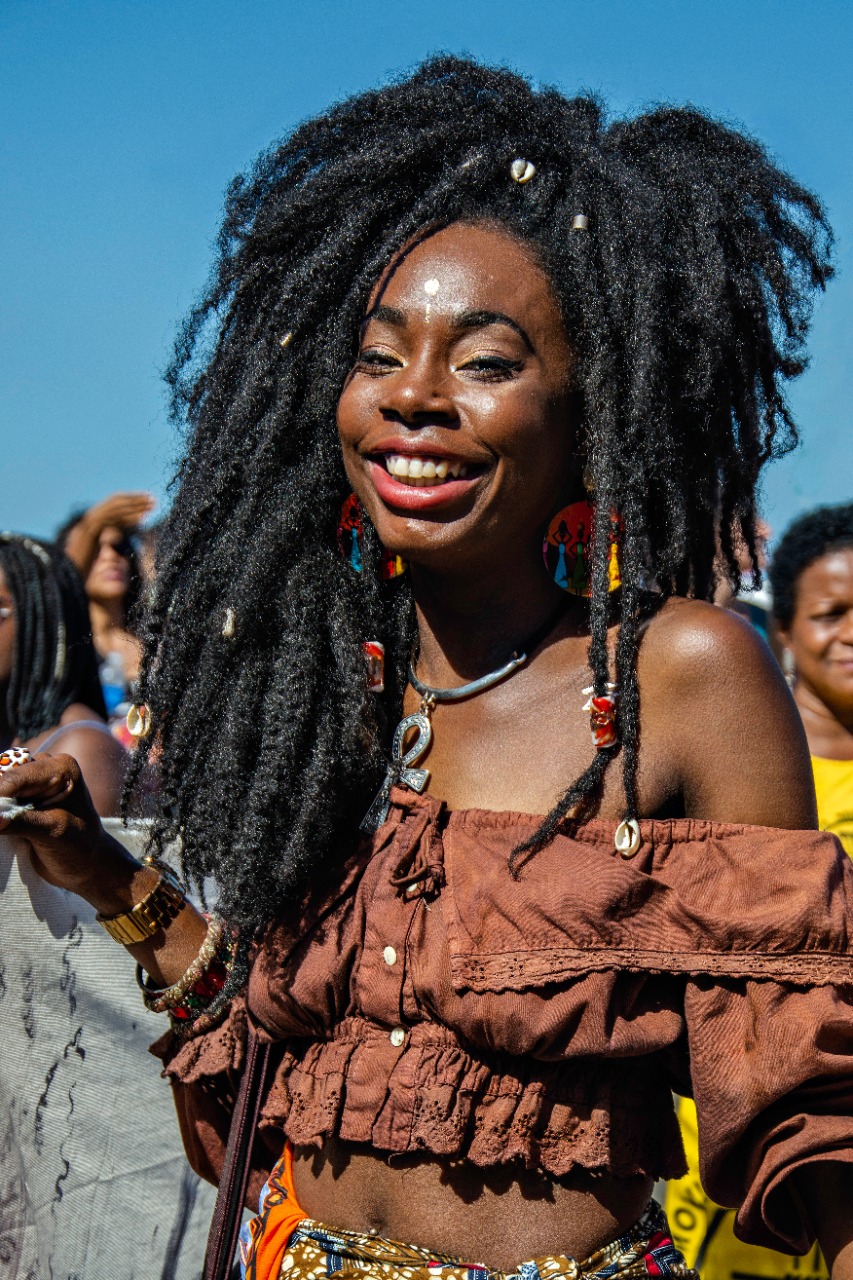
[{"xmin": 384, "ymin": 455, "xmax": 468, "ymax": 486}]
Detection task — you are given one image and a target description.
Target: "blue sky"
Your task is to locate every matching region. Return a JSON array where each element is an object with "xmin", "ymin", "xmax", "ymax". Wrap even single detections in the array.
[{"xmin": 2, "ymin": 0, "xmax": 850, "ymax": 547}]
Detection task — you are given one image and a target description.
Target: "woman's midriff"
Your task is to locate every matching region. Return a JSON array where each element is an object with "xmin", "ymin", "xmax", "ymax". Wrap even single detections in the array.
[{"xmin": 292, "ymin": 1140, "xmax": 654, "ymax": 1270}]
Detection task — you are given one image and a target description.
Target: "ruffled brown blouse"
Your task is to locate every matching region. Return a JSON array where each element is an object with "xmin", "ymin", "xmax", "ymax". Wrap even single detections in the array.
[{"xmin": 155, "ymin": 788, "xmax": 853, "ymax": 1254}]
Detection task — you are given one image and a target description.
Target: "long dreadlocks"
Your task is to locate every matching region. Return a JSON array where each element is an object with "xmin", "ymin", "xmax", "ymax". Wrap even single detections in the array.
[
  {"xmin": 134, "ymin": 56, "xmax": 833, "ymax": 925},
  {"xmin": 0, "ymin": 535, "xmax": 106, "ymax": 741}
]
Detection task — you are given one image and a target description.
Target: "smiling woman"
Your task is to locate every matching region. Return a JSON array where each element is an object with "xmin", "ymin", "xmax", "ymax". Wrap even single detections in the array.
[
  {"xmin": 772, "ymin": 503, "xmax": 853, "ymax": 854},
  {"xmin": 1, "ymin": 56, "xmax": 852, "ymax": 1280}
]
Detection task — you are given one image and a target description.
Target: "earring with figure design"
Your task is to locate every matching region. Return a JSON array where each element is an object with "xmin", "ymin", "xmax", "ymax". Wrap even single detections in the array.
[
  {"xmin": 542, "ymin": 501, "xmax": 621, "ymax": 597},
  {"xmin": 337, "ymin": 494, "xmax": 406, "ymax": 580}
]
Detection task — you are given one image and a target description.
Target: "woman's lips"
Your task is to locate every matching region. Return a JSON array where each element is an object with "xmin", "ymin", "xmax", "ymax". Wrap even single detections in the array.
[{"xmin": 367, "ymin": 459, "xmax": 480, "ymax": 511}]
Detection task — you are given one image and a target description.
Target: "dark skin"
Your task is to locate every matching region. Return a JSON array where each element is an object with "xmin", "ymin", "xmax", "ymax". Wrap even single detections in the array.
[
  {"xmin": 779, "ymin": 548, "xmax": 853, "ymax": 760},
  {"xmin": 1, "ymin": 223, "xmax": 851, "ymax": 1272}
]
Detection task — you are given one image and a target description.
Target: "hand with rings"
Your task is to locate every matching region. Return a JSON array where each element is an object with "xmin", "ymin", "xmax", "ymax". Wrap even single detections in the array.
[{"xmin": 0, "ymin": 750, "xmax": 132, "ymax": 905}]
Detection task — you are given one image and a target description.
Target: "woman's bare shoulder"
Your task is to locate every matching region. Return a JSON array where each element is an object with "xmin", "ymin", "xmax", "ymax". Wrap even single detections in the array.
[
  {"xmin": 638, "ymin": 598, "xmax": 816, "ymax": 828},
  {"xmin": 641, "ymin": 596, "xmax": 775, "ymax": 679}
]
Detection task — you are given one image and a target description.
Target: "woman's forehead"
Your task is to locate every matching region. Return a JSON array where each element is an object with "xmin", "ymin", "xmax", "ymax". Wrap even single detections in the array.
[
  {"xmin": 797, "ymin": 548, "xmax": 853, "ymax": 602},
  {"xmin": 368, "ymin": 223, "xmax": 559, "ymax": 321}
]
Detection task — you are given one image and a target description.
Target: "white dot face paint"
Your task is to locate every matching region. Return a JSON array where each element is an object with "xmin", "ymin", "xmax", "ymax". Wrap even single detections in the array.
[{"xmin": 423, "ymin": 276, "xmax": 440, "ymax": 322}]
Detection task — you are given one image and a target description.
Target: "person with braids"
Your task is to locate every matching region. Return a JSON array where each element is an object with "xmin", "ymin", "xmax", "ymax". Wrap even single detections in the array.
[
  {"xmin": 1, "ymin": 57, "xmax": 852, "ymax": 1280},
  {"xmin": 0, "ymin": 533, "xmax": 127, "ymax": 814}
]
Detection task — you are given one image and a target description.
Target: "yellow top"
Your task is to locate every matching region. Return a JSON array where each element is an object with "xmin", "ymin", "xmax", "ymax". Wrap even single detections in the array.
[{"xmin": 811, "ymin": 754, "xmax": 853, "ymax": 857}]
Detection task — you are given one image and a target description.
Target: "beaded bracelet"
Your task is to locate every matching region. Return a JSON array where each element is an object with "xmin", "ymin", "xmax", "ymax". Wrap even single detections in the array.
[
  {"xmin": 178, "ymin": 943, "xmax": 249, "ymax": 1037},
  {"xmin": 136, "ymin": 913, "xmax": 228, "ymax": 1013}
]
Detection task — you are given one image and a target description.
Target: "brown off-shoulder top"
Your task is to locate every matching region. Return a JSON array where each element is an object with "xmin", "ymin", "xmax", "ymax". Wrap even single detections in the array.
[{"xmin": 154, "ymin": 788, "xmax": 853, "ymax": 1254}]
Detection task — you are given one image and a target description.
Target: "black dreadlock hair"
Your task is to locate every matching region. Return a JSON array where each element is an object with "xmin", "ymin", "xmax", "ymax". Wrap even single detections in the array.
[
  {"xmin": 770, "ymin": 503, "xmax": 853, "ymax": 630},
  {"xmin": 132, "ymin": 56, "xmax": 833, "ymax": 926},
  {"xmin": 0, "ymin": 535, "xmax": 107, "ymax": 740}
]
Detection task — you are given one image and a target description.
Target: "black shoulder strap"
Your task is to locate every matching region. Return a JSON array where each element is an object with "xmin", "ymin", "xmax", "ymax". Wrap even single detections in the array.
[{"xmin": 204, "ymin": 1025, "xmax": 274, "ymax": 1280}]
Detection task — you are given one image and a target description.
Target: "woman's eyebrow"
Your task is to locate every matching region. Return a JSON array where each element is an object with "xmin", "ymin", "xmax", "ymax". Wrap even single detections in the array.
[
  {"xmin": 362, "ymin": 304, "xmax": 406, "ymax": 329},
  {"xmin": 362, "ymin": 305, "xmax": 533, "ymax": 351},
  {"xmin": 450, "ymin": 310, "xmax": 533, "ymax": 350}
]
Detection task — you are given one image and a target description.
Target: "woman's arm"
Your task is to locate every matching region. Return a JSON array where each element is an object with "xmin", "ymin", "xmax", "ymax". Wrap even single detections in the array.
[
  {"xmin": 32, "ymin": 724, "xmax": 130, "ymax": 817},
  {"xmin": 645, "ymin": 602, "xmax": 853, "ymax": 1259},
  {"xmin": 799, "ymin": 1165, "xmax": 853, "ymax": 1280},
  {"xmin": 62, "ymin": 491, "xmax": 155, "ymax": 576},
  {"xmin": 0, "ymin": 752, "xmax": 207, "ymax": 987}
]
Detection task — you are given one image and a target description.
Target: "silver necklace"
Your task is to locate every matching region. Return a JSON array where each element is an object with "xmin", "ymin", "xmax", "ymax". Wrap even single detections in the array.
[{"xmin": 361, "ymin": 604, "xmax": 566, "ymax": 833}]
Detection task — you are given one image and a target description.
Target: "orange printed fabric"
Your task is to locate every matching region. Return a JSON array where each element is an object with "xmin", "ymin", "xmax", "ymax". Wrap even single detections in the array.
[{"xmin": 239, "ymin": 1143, "xmax": 306, "ymax": 1280}]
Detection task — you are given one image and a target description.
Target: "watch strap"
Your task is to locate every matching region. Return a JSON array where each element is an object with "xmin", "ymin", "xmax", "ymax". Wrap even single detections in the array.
[{"xmin": 97, "ymin": 868, "xmax": 186, "ymax": 945}]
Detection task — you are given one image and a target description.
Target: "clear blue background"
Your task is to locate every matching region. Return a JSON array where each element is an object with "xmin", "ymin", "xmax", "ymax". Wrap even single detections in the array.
[{"xmin": 2, "ymin": 0, "xmax": 850, "ymax": 546}]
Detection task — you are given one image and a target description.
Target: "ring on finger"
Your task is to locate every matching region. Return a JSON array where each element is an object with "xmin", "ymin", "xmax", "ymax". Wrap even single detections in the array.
[{"xmin": 0, "ymin": 748, "xmax": 35, "ymax": 772}]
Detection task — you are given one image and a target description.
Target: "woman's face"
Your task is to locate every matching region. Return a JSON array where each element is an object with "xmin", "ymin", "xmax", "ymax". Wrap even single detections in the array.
[
  {"xmin": 85, "ymin": 526, "xmax": 131, "ymax": 603},
  {"xmin": 336, "ymin": 222, "xmax": 577, "ymax": 575},
  {"xmin": 0, "ymin": 567, "xmax": 15, "ymax": 685},
  {"xmin": 784, "ymin": 548, "xmax": 853, "ymax": 717}
]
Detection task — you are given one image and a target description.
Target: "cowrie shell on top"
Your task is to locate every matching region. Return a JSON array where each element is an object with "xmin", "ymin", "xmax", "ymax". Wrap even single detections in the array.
[{"xmin": 510, "ymin": 158, "xmax": 536, "ymax": 184}]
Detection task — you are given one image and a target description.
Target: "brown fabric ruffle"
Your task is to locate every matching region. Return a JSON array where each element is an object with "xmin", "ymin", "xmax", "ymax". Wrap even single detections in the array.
[{"xmin": 154, "ymin": 791, "xmax": 853, "ymax": 1250}]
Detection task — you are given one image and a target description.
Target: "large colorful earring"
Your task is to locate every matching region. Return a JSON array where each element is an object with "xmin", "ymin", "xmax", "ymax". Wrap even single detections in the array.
[
  {"xmin": 337, "ymin": 494, "xmax": 406, "ymax": 581},
  {"xmin": 542, "ymin": 501, "xmax": 621, "ymax": 597}
]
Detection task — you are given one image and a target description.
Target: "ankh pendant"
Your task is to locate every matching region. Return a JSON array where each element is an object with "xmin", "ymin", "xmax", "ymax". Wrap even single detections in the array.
[{"xmin": 361, "ymin": 698, "xmax": 434, "ymax": 833}]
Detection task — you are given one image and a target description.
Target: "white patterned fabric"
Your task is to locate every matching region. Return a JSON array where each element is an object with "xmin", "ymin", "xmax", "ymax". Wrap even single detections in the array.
[{"xmin": 0, "ymin": 822, "xmax": 215, "ymax": 1280}]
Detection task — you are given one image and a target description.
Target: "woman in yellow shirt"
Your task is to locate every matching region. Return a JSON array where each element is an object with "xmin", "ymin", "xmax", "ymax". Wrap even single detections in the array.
[
  {"xmin": 665, "ymin": 501, "xmax": 853, "ymax": 1275},
  {"xmin": 772, "ymin": 504, "xmax": 853, "ymax": 855}
]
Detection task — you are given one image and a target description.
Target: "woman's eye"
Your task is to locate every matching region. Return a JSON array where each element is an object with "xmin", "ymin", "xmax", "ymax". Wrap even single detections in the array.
[
  {"xmin": 456, "ymin": 355, "xmax": 523, "ymax": 381},
  {"xmin": 355, "ymin": 349, "xmax": 402, "ymax": 373}
]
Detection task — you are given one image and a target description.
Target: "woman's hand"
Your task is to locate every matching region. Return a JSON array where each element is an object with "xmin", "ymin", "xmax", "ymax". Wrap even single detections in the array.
[
  {"xmin": 0, "ymin": 753, "xmax": 139, "ymax": 911},
  {"xmin": 0, "ymin": 753, "xmax": 210, "ymax": 985},
  {"xmin": 63, "ymin": 491, "xmax": 155, "ymax": 576}
]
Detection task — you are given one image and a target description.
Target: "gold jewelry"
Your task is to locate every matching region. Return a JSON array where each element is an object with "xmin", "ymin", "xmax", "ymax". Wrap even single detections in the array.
[{"xmin": 97, "ymin": 869, "xmax": 186, "ymax": 945}]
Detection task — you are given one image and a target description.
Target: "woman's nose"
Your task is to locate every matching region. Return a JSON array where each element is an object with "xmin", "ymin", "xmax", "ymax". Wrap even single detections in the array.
[
  {"xmin": 838, "ymin": 608, "xmax": 853, "ymax": 645},
  {"xmin": 380, "ymin": 355, "xmax": 456, "ymax": 424}
]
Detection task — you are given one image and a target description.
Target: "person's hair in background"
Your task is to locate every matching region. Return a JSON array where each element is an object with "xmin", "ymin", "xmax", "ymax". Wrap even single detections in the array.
[
  {"xmin": 770, "ymin": 501, "xmax": 853, "ymax": 854},
  {"xmin": 130, "ymin": 55, "xmax": 834, "ymax": 925},
  {"xmin": 0, "ymin": 534, "xmax": 107, "ymax": 740},
  {"xmin": 0, "ymin": 534, "xmax": 128, "ymax": 815}
]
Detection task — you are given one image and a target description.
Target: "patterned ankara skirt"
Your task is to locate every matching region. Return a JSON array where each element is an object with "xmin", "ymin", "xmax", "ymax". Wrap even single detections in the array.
[{"xmin": 269, "ymin": 1200, "xmax": 696, "ymax": 1280}]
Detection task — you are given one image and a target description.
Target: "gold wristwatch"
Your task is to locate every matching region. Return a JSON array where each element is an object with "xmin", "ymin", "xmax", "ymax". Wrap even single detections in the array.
[{"xmin": 97, "ymin": 869, "xmax": 186, "ymax": 945}]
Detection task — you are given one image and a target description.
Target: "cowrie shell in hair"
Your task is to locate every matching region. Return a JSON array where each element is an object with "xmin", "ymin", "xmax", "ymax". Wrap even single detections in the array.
[
  {"xmin": 222, "ymin": 607, "xmax": 237, "ymax": 639},
  {"xmin": 510, "ymin": 158, "xmax": 536, "ymax": 184},
  {"xmin": 614, "ymin": 818, "xmax": 641, "ymax": 859},
  {"xmin": 126, "ymin": 704, "xmax": 152, "ymax": 740}
]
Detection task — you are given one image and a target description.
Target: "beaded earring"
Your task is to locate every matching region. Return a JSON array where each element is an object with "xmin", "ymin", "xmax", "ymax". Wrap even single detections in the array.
[
  {"xmin": 337, "ymin": 494, "xmax": 406, "ymax": 580},
  {"xmin": 542, "ymin": 501, "xmax": 621, "ymax": 596}
]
